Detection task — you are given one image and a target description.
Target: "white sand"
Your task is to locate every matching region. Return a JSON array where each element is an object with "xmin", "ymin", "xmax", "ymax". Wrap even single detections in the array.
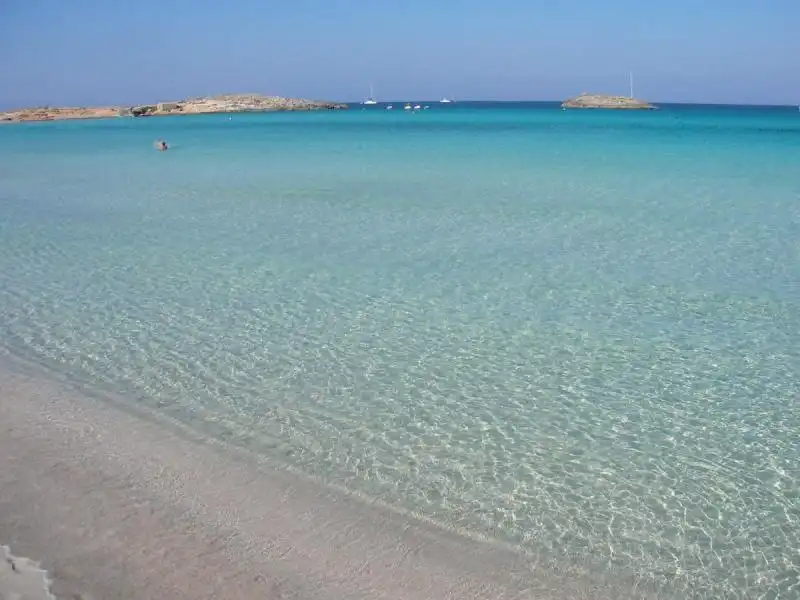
[
  {"xmin": 0, "ymin": 546, "xmax": 55, "ymax": 600},
  {"xmin": 0, "ymin": 356, "xmax": 648, "ymax": 600}
]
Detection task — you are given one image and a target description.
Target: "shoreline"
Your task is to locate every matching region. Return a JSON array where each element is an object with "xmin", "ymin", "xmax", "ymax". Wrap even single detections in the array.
[
  {"xmin": 0, "ymin": 108, "xmax": 342, "ymax": 126},
  {"xmin": 0, "ymin": 352, "xmax": 653, "ymax": 600},
  {"xmin": 0, "ymin": 94, "xmax": 348, "ymax": 123},
  {"xmin": 1, "ymin": 545, "xmax": 55, "ymax": 600}
]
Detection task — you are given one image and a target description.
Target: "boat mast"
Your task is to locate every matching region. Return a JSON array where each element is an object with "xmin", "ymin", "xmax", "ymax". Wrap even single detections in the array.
[{"xmin": 629, "ymin": 72, "xmax": 634, "ymax": 99}]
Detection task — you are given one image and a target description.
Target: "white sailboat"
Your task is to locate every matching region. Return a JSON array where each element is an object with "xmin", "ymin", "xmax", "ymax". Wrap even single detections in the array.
[
  {"xmin": 362, "ymin": 83, "xmax": 377, "ymax": 105},
  {"xmin": 439, "ymin": 97, "xmax": 453, "ymax": 103}
]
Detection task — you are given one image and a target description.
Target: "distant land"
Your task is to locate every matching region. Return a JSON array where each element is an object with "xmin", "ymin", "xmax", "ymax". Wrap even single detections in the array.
[
  {"xmin": 561, "ymin": 94, "xmax": 655, "ymax": 110},
  {"xmin": 0, "ymin": 94, "xmax": 348, "ymax": 123}
]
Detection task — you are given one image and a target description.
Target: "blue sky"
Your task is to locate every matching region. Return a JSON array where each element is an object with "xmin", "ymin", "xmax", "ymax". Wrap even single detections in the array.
[{"xmin": 1, "ymin": 0, "xmax": 798, "ymax": 108}]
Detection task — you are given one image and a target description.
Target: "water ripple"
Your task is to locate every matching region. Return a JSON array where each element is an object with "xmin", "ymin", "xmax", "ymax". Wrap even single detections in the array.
[{"xmin": 1, "ymin": 112, "xmax": 799, "ymax": 599}]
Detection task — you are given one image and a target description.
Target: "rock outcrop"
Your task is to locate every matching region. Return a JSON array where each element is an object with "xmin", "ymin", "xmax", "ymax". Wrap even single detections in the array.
[
  {"xmin": 158, "ymin": 94, "xmax": 347, "ymax": 115},
  {"xmin": 561, "ymin": 94, "xmax": 655, "ymax": 110},
  {"xmin": 0, "ymin": 94, "xmax": 347, "ymax": 122},
  {"xmin": 131, "ymin": 104, "xmax": 158, "ymax": 117}
]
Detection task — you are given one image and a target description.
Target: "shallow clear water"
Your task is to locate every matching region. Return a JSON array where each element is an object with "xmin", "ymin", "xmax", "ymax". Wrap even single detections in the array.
[{"xmin": 1, "ymin": 103, "xmax": 799, "ymax": 598}]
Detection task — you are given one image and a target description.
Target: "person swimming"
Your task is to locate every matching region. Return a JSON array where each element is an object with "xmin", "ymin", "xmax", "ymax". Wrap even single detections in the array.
[{"xmin": 153, "ymin": 139, "xmax": 168, "ymax": 151}]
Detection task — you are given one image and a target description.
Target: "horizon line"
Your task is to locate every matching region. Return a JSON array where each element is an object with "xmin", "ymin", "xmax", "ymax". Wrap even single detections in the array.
[
  {"xmin": 347, "ymin": 98, "xmax": 797, "ymax": 108},
  {"xmin": 2, "ymin": 97, "xmax": 797, "ymax": 113}
]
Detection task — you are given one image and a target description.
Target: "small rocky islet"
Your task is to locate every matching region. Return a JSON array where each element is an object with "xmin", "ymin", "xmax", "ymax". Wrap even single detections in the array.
[
  {"xmin": 561, "ymin": 93, "xmax": 656, "ymax": 110},
  {"xmin": 0, "ymin": 94, "xmax": 348, "ymax": 122}
]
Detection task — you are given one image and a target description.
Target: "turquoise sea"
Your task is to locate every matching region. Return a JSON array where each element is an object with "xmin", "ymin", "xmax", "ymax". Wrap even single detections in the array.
[{"xmin": 1, "ymin": 102, "xmax": 798, "ymax": 598}]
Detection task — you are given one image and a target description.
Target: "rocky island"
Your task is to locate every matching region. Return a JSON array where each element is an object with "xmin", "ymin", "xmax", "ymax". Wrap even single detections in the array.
[
  {"xmin": 0, "ymin": 94, "xmax": 347, "ymax": 122},
  {"xmin": 561, "ymin": 94, "xmax": 655, "ymax": 110}
]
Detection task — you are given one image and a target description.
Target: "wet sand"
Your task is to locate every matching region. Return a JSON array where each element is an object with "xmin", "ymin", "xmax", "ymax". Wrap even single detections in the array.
[
  {"xmin": 1, "ymin": 545, "xmax": 55, "ymax": 600},
  {"xmin": 0, "ymin": 357, "xmax": 644, "ymax": 600}
]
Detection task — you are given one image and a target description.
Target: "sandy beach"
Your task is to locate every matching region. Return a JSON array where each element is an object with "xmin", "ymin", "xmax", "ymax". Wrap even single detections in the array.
[{"xmin": 0, "ymin": 354, "xmax": 652, "ymax": 600}]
